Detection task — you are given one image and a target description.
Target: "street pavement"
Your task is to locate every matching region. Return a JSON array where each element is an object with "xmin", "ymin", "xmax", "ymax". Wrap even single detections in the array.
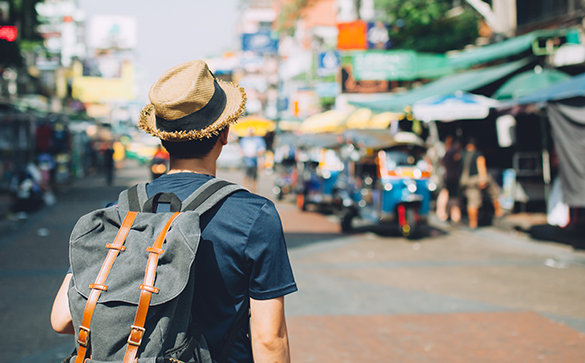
[{"xmin": 1, "ymin": 160, "xmax": 584, "ymax": 362}]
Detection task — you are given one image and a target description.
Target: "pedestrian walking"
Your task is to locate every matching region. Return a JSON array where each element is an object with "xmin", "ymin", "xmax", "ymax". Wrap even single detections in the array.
[
  {"xmin": 435, "ymin": 135, "xmax": 462, "ymax": 223},
  {"xmin": 102, "ymin": 142, "xmax": 115, "ymax": 186},
  {"xmin": 240, "ymin": 127, "xmax": 266, "ymax": 193},
  {"xmin": 459, "ymin": 137, "xmax": 504, "ymax": 229},
  {"xmin": 50, "ymin": 60, "xmax": 297, "ymax": 363}
]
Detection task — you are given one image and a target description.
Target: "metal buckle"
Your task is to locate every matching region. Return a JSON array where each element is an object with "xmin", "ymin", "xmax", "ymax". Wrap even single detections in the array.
[
  {"xmin": 127, "ymin": 325, "xmax": 146, "ymax": 346},
  {"xmin": 77, "ymin": 326, "xmax": 90, "ymax": 347}
]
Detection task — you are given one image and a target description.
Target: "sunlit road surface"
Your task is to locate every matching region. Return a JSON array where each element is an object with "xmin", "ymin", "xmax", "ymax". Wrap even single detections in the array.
[
  {"xmin": 221, "ymin": 168, "xmax": 585, "ymax": 363},
  {"xmin": 1, "ymin": 161, "xmax": 584, "ymax": 362}
]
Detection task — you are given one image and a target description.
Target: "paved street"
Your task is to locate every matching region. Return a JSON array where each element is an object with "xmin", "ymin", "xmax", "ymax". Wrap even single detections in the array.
[{"xmin": 1, "ymin": 160, "xmax": 584, "ymax": 362}]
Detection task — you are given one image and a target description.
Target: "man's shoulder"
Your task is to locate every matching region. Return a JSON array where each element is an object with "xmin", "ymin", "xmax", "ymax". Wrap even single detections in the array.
[
  {"xmin": 223, "ymin": 188, "xmax": 275, "ymax": 211},
  {"xmin": 218, "ymin": 190, "xmax": 283, "ymax": 230},
  {"xmin": 147, "ymin": 174, "xmax": 273, "ymax": 210}
]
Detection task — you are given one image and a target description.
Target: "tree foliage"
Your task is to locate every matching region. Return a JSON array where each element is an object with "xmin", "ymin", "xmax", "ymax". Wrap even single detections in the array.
[
  {"xmin": 373, "ymin": 0, "xmax": 480, "ymax": 53},
  {"xmin": 277, "ymin": 0, "xmax": 319, "ymax": 36}
]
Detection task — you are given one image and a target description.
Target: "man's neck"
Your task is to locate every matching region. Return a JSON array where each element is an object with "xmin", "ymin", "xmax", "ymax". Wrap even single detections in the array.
[
  {"xmin": 168, "ymin": 157, "xmax": 216, "ymax": 177},
  {"xmin": 166, "ymin": 128, "xmax": 226, "ymax": 177}
]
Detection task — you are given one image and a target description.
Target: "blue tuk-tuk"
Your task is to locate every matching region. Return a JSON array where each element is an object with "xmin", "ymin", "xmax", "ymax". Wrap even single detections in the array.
[
  {"xmin": 336, "ymin": 130, "xmax": 435, "ymax": 238},
  {"xmin": 295, "ymin": 133, "xmax": 344, "ymax": 211}
]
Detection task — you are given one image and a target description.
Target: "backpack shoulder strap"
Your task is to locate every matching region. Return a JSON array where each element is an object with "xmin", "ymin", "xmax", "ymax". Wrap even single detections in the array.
[
  {"xmin": 118, "ymin": 183, "xmax": 149, "ymax": 212},
  {"xmin": 181, "ymin": 178, "xmax": 247, "ymax": 214}
]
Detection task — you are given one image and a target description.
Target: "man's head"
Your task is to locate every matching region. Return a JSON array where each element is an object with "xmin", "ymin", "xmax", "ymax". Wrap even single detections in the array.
[
  {"xmin": 445, "ymin": 135, "xmax": 453, "ymax": 148},
  {"xmin": 466, "ymin": 136, "xmax": 478, "ymax": 150},
  {"xmin": 138, "ymin": 60, "xmax": 246, "ymax": 158}
]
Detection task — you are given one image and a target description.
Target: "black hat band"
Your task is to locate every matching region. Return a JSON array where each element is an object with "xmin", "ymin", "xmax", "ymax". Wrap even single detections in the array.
[{"xmin": 155, "ymin": 79, "xmax": 227, "ymax": 133}]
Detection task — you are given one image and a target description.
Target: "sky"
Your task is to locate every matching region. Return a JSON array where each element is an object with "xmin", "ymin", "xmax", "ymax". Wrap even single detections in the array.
[{"xmin": 78, "ymin": 0, "xmax": 240, "ymax": 102}]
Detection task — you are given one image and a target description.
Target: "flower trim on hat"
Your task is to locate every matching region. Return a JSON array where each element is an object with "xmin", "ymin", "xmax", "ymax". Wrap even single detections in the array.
[{"xmin": 138, "ymin": 82, "xmax": 247, "ymax": 141}]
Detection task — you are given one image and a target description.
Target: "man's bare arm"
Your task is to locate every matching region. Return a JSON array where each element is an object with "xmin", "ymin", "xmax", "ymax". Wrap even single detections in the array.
[
  {"xmin": 250, "ymin": 296, "xmax": 291, "ymax": 363},
  {"xmin": 477, "ymin": 155, "xmax": 488, "ymax": 188},
  {"xmin": 51, "ymin": 273, "xmax": 75, "ymax": 335}
]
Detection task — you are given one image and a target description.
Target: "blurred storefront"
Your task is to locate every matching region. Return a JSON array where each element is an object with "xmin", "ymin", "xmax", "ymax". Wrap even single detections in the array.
[{"xmin": 0, "ymin": 104, "xmax": 35, "ymax": 191}]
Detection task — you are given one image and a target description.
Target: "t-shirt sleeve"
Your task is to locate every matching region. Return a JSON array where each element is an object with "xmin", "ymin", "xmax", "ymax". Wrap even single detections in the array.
[{"xmin": 246, "ymin": 200, "xmax": 297, "ymax": 300}]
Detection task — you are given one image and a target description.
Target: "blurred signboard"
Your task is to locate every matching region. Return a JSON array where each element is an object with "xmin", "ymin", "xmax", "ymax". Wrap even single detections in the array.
[
  {"xmin": 317, "ymin": 51, "xmax": 340, "ymax": 77},
  {"xmin": 240, "ymin": 55, "xmax": 265, "ymax": 72},
  {"xmin": 367, "ymin": 22, "xmax": 391, "ymax": 49},
  {"xmin": 350, "ymin": 50, "xmax": 450, "ymax": 81},
  {"xmin": 0, "ymin": 25, "xmax": 17, "ymax": 42},
  {"xmin": 337, "ymin": 21, "xmax": 367, "ymax": 50},
  {"xmin": 72, "ymin": 61, "xmax": 135, "ymax": 103},
  {"xmin": 315, "ymin": 82, "xmax": 341, "ymax": 98},
  {"xmin": 341, "ymin": 65, "xmax": 392, "ymax": 93},
  {"xmin": 242, "ymin": 31, "xmax": 278, "ymax": 53},
  {"xmin": 292, "ymin": 89, "xmax": 321, "ymax": 118},
  {"xmin": 351, "ymin": 50, "xmax": 416, "ymax": 80},
  {"xmin": 89, "ymin": 15, "xmax": 137, "ymax": 50}
]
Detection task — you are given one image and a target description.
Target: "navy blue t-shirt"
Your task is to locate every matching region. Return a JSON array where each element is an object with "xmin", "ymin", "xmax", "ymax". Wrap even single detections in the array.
[{"xmin": 147, "ymin": 173, "xmax": 297, "ymax": 363}]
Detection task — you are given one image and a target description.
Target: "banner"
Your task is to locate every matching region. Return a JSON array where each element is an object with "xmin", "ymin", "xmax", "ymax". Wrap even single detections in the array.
[
  {"xmin": 349, "ymin": 50, "xmax": 451, "ymax": 81},
  {"xmin": 341, "ymin": 66, "xmax": 392, "ymax": 94},
  {"xmin": 352, "ymin": 50, "xmax": 417, "ymax": 80},
  {"xmin": 89, "ymin": 15, "xmax": 137, "ymax": 50},
  {"xmin": 242, "ymin": 31, "xmax": 278, "ymax": 53},
  {"xmin": 315, "ymin": 82, "xmax": 341, "ymax": 98},
  {"xmin": 337, "ymin": 21, "xmax": 367, "ymax": 50},
  {"xmin": 367, "ymin": 22, "xmax": 391, "ymax": 49},
  {"xmin": 0, "ymin": 25, "xmax": 17, "ymax": 42},
  {"xmin": 317, "ymin": 51, "xmax": 341, "ymax": 77}
]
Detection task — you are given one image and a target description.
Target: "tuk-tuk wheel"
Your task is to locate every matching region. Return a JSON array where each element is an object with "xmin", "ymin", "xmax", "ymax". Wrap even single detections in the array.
[
  {"xmin": 403, "ymin": 207, "xmax": 420, "ymax": 239},
  {"xmin": 340, "ymin": 209, "xmax": 354, "ymax": 233}
]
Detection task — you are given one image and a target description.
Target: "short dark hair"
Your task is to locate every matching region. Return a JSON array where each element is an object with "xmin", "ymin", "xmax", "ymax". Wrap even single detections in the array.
[{"xmin": 162, "ymin": 134, "xmax": 220, "ymax": 159}]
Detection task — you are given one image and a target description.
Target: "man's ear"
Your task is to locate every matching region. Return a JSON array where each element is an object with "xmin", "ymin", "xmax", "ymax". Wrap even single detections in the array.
[{"xmin": 219, "ymin": 127, "xmax": 230, "ymax": 146}]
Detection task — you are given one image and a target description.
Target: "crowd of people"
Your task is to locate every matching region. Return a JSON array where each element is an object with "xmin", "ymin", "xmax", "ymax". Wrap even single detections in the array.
[{"xmin": 436, "ymin": 135, "xmax": 504, "ymax": 229}]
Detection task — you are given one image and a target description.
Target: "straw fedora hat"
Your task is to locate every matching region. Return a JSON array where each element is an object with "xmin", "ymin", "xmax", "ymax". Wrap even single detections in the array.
[{"xmin": 138, "ymin": 60, "xmax": 246, "ymax": 141}]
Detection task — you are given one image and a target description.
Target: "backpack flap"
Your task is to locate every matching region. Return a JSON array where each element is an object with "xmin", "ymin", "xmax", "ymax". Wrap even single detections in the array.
[{"xmin": 70, "ymin": 208, "xmax": 201, "ymax": 306}]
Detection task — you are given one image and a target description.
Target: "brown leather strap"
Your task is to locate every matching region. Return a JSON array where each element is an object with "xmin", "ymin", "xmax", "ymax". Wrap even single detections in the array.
[
  {"xmin": 75, "ymin": 211, "xmax": 138, "ymax": 363},
  {"xmin": 123, "ymin": 212, "xmax": 180, "ymax": 363}
]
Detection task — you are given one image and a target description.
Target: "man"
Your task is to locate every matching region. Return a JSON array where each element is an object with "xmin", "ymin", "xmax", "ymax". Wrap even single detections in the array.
[
  {"xmin": 436, "ymin": 135, "xmax": 462, "ymax": 223},
  {"xmin": 240, "ymin": 127, "xmax": 266, "ymax": 193},
  {"xmin": 51, "ymin": 60, "xmax": 297, "ymax": 363},
  {"xmin": 102, "ymin": 142, "xmax": 115, "ymax": 186},
  {"xmin": 459, "ymin": 137, "xmax": 504, "ymax": 229}
]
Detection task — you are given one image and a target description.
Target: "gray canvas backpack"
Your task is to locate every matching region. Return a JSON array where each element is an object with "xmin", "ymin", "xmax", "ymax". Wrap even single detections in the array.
[{"xmin": 67, "ymin": 178, "xmax": 248, "ymax": 363}]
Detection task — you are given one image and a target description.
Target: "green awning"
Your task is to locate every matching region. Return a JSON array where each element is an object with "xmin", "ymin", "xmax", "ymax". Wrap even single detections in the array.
[
  {"xmin": 349, "ymin": 58, "xmax": 531, "ymax": 113},
  {"xmin": 349, "ymin": 50, "xmax": 454, "ymax": 81},
  {"xmin": 493, "ymin": 68, "xmax": 572, "ymax": 100},
  {"xmin": 499, "ymin": 72, "xmax": 585, "ymax": 107},
  {"xmin": 447, "ymin": 28, "xmax": 580, "ymax": 69}
]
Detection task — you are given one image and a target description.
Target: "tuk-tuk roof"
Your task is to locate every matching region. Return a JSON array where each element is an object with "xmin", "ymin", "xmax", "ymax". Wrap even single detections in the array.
[{"xmin": 343, "ymin": 129, "xmax": 426, "ymax": 150}]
